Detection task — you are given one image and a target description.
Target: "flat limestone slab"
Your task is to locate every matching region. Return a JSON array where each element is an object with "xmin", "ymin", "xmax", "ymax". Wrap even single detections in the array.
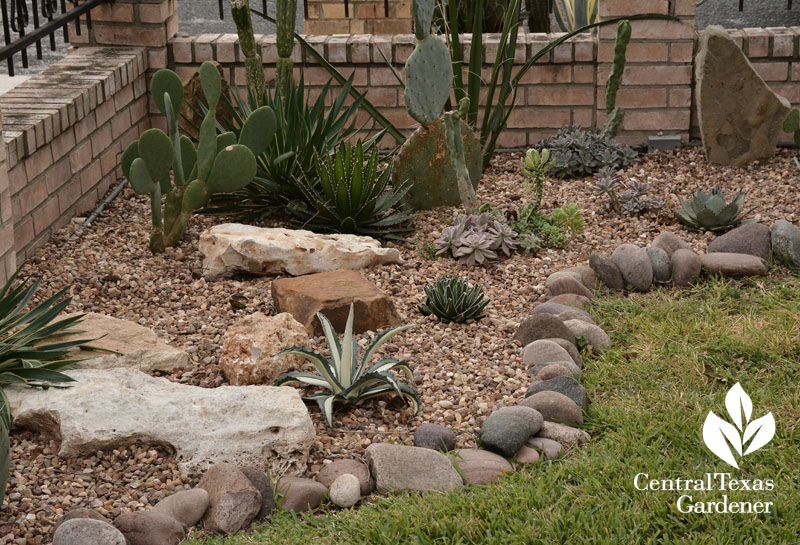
[
  {"xmin": 198, "ymin": 224, "xmax": 402, "ymax": 278},
  {"xmin": 696, "ymin": 26, "xmax": 791, "ymax": 166},
  {"xmin": 6, "ymin": 368, "xmax": 315, "ymax": 474}
]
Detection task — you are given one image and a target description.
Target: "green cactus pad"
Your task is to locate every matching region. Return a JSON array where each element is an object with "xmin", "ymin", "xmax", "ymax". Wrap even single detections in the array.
[
  {"xmin": 200, "ymin": 62, "xmax": 222, "ymax": 110},
  {"xmin": 404, "ymin": 37, "xmax": 452, "ymax": 125},
  {"xmin": 412, "ymin": 0, "xmax": 435, "ymax": 40},
  {"xmin": 151, "ymin": 69, "xmax": 184, "ymax": 119},
  {"xmin": 216, "ymin": 132, "xmax": 237, "ymax": 153},
  {"xmin": 206, "ymin": 144, "xmax": 257, "ymax": 195},
  {"xmin": 393, "ymin": 117, "xmax": 482, "ymax": 209},
  {"xmin": 121, "ymin": 140, "xmax": 139, "ymax": 180},
  {"xmin": 184, "ymin": 180, "xmax": 209, "ymax": 210},
  {"xmin": 180, "ymin": 135, "xmax": 198, "ymax": 180},
  {"xmin": 239, "ymin": 106, "xmax": 276, "ymax": 157},
  {"xmin": 196, "ymin": 114, "xmax": 218, "ymax": 183},
  {"xmin": 783, "ymin": 108, "xmax": 800, "ymax": 133},
  {"xmin": 137, "ymin": 129, "xmax": 174, "ymax": 185},
  {"xmin": 129, "ymin": 157, "xmax": 156, "ymax": 195}
]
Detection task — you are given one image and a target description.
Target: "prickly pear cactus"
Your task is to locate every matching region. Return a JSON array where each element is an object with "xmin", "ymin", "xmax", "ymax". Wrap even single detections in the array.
[
  {"xmin": 783, "ymin": 108, "xmax": 800, "ymax": 146},
  {"xmin": 393, "ymin": 117, "xmax": 482, "ymax": 210},
  {"xmin": 404, "ymin": 0, "xmax": 452, "ymax": 125},
  {"xmin": 121, "ymin": 61, "xmax": 276, "ymax": 253}
]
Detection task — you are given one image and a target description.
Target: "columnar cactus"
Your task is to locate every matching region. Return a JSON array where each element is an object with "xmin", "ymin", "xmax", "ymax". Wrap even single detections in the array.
[
  {"xmin": 275, "ymin": 0, "xmax": 297, "ymax": 98},
  {"xmin": 603, "ymin": 20, "xmax": 632, "ymax": 137},
  {"xmin": 122, "ymin": 62, "xmax": 276, "ymax": 253}
]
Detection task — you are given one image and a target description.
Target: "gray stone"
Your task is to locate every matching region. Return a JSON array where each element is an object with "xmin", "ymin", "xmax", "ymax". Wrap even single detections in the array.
[
  {"xmin": 611, "ymin": 244, "xmax": 653, "ymax": 292},
  {"xmin": 413, "ymin": 423, "xmax": 457, "ymax": 452},
  {"xmin": 527, "ymin": 360, "xmax": 581, "ymax": 381},
  {"xmin": 534, "ymin": 363, "xmax": 574, "ymax": 381},
  {"xmin": 547, "ymin": 276, "xmax": 594, "ymax": 300},
  {"xmin": 316, "ymin": 459, "xmax": 373, "ymax": 496},
  {"xmin": 544, "ymin": 338, "xmax": 584, "ymax": 368},
  {"xmin": 532, "ymin": 302, "xmax": 592, "ymax": 321},
  {"xmin": 153, "ymin": 489, "xmax": 210, "ymax": 530},
  {"xmin": 671, "ymin": 249, "xmax": 702, "ymax": 286},
  {"xmin": 556, "ymin": 310, "xmax": 594, "ymax": 324},
  {"xmin": 520, "ymin": 391, "xmax": 583, "ymax": 426},
  {"xmin": 513, "ymin": 314, "xmax": 576, "ymax": 347},
  {"xmin": 526, "ymin": 376, "xmax": 587, "ymax": 410},
  {"xmin": 55, "ymin": 508, "xmax": 110, "ymax": 532},
  {"xmin": 697, "ymin": 26, "xmax": 791, "ymax": 166},
  {"xmin": 546, "ymin": 293, "xmax": 591, "ymax": 309},
  {"xmin": 565, "ymin": 265, "xmax": 600, "ymax": 290},
  {"xmin": 513, "ymin": 446, "xmax": 541, "ymax": 464},
  {"xmin": 198, "ymin": 463, "xmax": 262, "ymax": 534},
  {"xmin": 329, "ymin": 474, "xmax": 362, "ymax": 508},
  {"xmin": 545, "ymin": 270, "xmax": 582, "ymax": 289},
  {"xmin": 522, "ymin": 340, "xmax": 574, "ymax": 367},
  {"xmin": 536, "ymin": 421, "xmax": 591, "ymax": 447},
  {"xmin": 479, "ymin": 413, "xmax": 532, "ymax": 457},
  {"xmin": 526, "ymin": 437, "xmax": 563, "ymax": 460},
  {"xmin": 563, "ymin": 320, "xmax": 611, "ymax": 350},
  {"xmin": 491, "ymin": 406, "xmax": 544, "ymax": 436},
  {"xmin": 113, "ymin": 511, "xmax": 185, "ymax": 545},
  {"xmin": 771, "ymin": 220, "xmax": 800, "ymax": 268},
  {"xmin": 589, "ymin": 253, "xmax": 624, "ymax": 290},
  {"xmin": 239, "ymin": 466, "xmax": 275, "ymax": 520},
  {"xmin": 451, "ymin": 449, "xmax": 514, "ymax": 485},
  {"xmin": 707, "ymin": 223, "xmax": 771, "ymax": 261},
  {"xmin": 5, "ymin": 368, "xmax": 315, "ymax": 474},
  {"xmin": 651, "ymin": 231, "xmax": 692, "ymax": 256},
  {"xmin": 365, "ymin": 444, "xmax": 463, "ymax": 493},
  {"xmin": 699, "ymin": 252, "xmax": 768, "ymax": 277},
  {"xmin": 53, "ymin": 518, "xmax": 126, "ymax": 545},
  {"xmin": 277, "ymin": 477, "xmax": 328, "ymax": 512},
  {"xmin": 647, "ymin": 247, "xmax": 672, "ymax": 283}
]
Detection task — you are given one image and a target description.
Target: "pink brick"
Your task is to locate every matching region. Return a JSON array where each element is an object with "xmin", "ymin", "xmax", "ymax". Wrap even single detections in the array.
[
  {"xmin": 670, "ymin": 41, "xmax": 695, "ymax": 62},
  {"xmin": 768, "ymin": 29, "xmax": 796, "ymax": 57},
  {"xmin": 69, "ymin": 140, "xmax": 92, "ymax": 173},
  {"xmin": 91, "ymin": 123, "xmax": 113, "ymax": 158},
  {"xmin": 370, "ymin": 67, "xmax": 404, "ymax": 86},
  {"xmin": 24, "ymin": 146, "xmax": 54, "ymax": 182},
  {"xmin": 91, "ymin": 3, "xmax": 135, "ymax": 23},
  {"xmin": 138, "ymin": 0, "xmax": 173, "ymax": 24},
  {"xmin": 573, "ymin": 39, "xmax": 595, "ymax": 62},
  {"xmin": 79, "ymin": 160, "xmax": 103, "ymax": 194},
  {"xmin": 171, "ymin": 36, "xmax": 193, "ymax": 63},
  {"xmin": 744, "ymin": 28, "xmax": 770, "ymax": 57},
  {"xmin": 599, "ymin": 41, "xmax": 668, "ymax": 63},
  {"xmin": 599, "ymin": 0, "xmax": 668, "ymax": 17},
  {"xmin": 669, "ymin": 87, "xmax": 692, "ymax": 108},
  {"xmin": 216, "ymin": 34, "xmax": 239, "ymax": 63},
  {"xmin": 111, "ymin": 109, "xmax": 131, "ymax": 140},
  {"xmin": 94, "ymin": 99, "xmax": 115, "ymax": 127},
  {"xmin": 57, "ymin": 177, "xmax": 83, "ymax": 214},
  {"xmin": 195, "ymin": 33, "xmax": 220, "ymax": 62},
  {"xmin": 600, "ymin": 19, "xmax": 694, "ymax": 41},
  {"xmin": 371, "ymin": 36, "xmax": 393, "ymax": 63},
  {"xmin": 600, "ymin": 87, "xmax": 668, "ymax": 109},
  {"xmin": 623, "ymin": 109, "xmax": 690, "ymax": 131},
  {"xmin": 573, "ymin": 65, "xmax": 594, "ymax": 84},
  {"xmin": 553, "ymin": 43, "xmax": 572, "ymax": 63},
  {"xmin": 754, "ymin": 62, "xmax": 789, "ymax": 82},
  {"xmin": 528, "ymin": 87, "xmax": 594, "ymax": 107},
  {"xmin": 43, "ymin": 159, "xmax": 71, "ymax": 194},
  {"xmin": 598, "ymin": 65, "xmax": 692, "ymax": 86},
  {"xmin": 32, "ymin": 196, "xmax": 60, "ymax": 235},
  {"xmin": 519, "ymin": 65, "xmax": 571, "ymax": 85},
  {"xmin": 393, "ymin": 35, "xmax": 415, "ymax": 64},
  {"xmin": 508, "ymin": 108, "xmax": 570, "ymax": 129},
  {"xmin": 365, "ymin": 87, "xmax": 397, "ymax": 107},
  {"xmin": 18, "ymin": 178, "xmax": 47, "ymax": 216},
  {"xmin": 327, "ymin": 35, "xmax": 350, "ymax": 63},
  {"xmin": 148, "ymin": 48, "xmax": 168, "ymax": 69}
]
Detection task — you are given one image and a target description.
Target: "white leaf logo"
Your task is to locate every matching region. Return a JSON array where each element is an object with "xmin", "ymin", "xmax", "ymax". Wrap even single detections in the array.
[{"xmin": 702, "ymin": 383, "xmax": 775, "ymax": 469}]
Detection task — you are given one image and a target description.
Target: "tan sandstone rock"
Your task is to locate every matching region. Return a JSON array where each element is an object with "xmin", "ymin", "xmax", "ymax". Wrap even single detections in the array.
[
  {"xmin": 219, "ymin": 313, "xmax": 308, "ymax": 385},
  {"xmin": 199, "ymin": 224, "xmax": 402, "ymax": 278}
]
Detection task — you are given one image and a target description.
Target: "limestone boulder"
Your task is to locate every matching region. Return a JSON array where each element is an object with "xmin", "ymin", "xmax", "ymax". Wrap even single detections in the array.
[
  {"xmin": 271, "ymin": 269, "xmax": 401, "ymax": 335},
  {"xmin": 52, "ymin": 313, "xmax": 188, "ymax": 373},
  {"xmin": 5, "ymin": 368, "xmax": 315, "ymax": 474},
  {"xmin": 199, "ymin": 224, "xmax": 402, "ymax": 278},
  {"xmin": 219, "ymin": 312, "xmax": 309, "ymax": 386},
  {"xmin": 697, "ymin": 26, "xmax": 791, "ymax": 166}
]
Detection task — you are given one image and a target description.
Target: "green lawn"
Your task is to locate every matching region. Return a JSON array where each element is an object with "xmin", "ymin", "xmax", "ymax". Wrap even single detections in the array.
[{"xmin": 189, "ymin": 274, "xmax": 800, "ymax": 544}]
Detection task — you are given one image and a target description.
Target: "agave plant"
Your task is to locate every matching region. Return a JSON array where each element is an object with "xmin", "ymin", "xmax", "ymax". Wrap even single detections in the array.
[
  {"xmin": 292, "ymin": 140, "xmax": 415, "ymax": 238},
  {"xmin": 673, "ymin": 187, "xmax": 754, "ymax": 233},
  {"xmin": 275, "ymin": 306, "xmax": 418, "ymax": 427},
  {"xmin": 0, "ymin": 270, "xmax": 93, "ymax": 503},
  {"xmin": 419, "ymin": 277, "xmax": 490, "ymax": 324}
]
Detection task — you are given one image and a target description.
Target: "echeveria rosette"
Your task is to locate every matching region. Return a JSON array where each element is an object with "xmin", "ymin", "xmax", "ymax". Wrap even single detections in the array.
[
  {"xmin": 488, "ymin": 221, "xmax": 519, "ymax": 256},
  {"xmin": 453, "ymin": 231, "xmax": 498, "ymax": 267}
]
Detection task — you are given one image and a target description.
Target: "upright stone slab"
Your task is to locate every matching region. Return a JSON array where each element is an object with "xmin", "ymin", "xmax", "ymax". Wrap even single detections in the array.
[{"xmin": 696, "ymin": 26, "xmax": 791, "ymax": 166}]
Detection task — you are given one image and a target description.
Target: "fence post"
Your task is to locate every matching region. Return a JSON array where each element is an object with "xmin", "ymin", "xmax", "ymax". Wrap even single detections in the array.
[
  {"xmin": 0, "ymin": 105, "xmax": 16, "ymax": 285},
  {"xmin": 68, "ymin": 0, "xmax": 178, "ymax": 72},
  {"xmin": 597, "ymin": 0, "xmax": 696, "ymax": 143}
]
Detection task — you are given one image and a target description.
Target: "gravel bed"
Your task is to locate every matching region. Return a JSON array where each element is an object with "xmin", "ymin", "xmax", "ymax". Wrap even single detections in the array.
[{"xmin": 4, "ymin": 146, "xmax": 800, "ymax": 542}]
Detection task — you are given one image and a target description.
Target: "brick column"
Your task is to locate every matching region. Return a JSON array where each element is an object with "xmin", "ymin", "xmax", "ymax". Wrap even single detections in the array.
[
  {"xmin": 69, "ymin": 0, "xmax": 178, "ymax": 71},
  {"xmin": 597, "ymin": 0, "xmax": 696, "ymax": 144},
  {"xmin": 0, "ymin": 105, "xmax": 16, "ymax": 285},
  {"xmin": 305, "ymin": 0, "xmax": 411, "ymax": 34}
]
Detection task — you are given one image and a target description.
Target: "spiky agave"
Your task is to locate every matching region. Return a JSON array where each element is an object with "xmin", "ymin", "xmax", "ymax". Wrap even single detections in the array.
[
  {"xmin": 275, "ymin": 305, "xmax": 418, "ymax": 427},
  {"xmin": 293, "ymin": 140, "xmax": 415, "ymax": 238},
  {"xmin": 673, "ymin": 187, "xmax": 754, "ymax": 233},
  {"xmin": 418, "ymin": 277, "xmax": 490, "ymax": 324}
]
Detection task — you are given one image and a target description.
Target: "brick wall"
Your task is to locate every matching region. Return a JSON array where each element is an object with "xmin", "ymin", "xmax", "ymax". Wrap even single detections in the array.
[
  {"xmin": 0, "ymin": 48, "xmax": 149, "ymax": 262},
  {"xmin": 0, "ymin": 107, "xmax": 14, "ymax": 285},
  {"xmin": 305, "ymin": 0, "xmax": 412, "ymax": 34}
]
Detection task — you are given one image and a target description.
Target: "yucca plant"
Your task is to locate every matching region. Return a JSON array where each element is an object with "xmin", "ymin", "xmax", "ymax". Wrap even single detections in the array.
[
  {"xmin": 554, "ymin": 0, "xmax": 598, "ymax": 32},
  {"xmin": 275, "ymin": 306, "xmax": 419, "ymax": 428},
  {"xmin": 419, "ymin": 277, "xmax": 490, "ymax": 323},
  {"xmin": 673, "ymin": 187, "xmax": 754, "ymax": 233},
  {"xmin": 0, "ymin": 270, "xmax": 93, "ymax": 503},
  {"xmin": 292, "ymin": 140, "xmax": 416, "ymax": 238}
]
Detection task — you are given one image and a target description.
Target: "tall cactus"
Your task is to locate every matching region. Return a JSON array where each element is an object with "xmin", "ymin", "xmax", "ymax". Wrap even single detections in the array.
[
  {"xmin": 276, "ymin": 0, "xmax": 297, "ymax": 98},
  {"xmin": 230, "ymin": 0, "xmax": 266, "ymax": 103},
  {"xmin": 122, "ymin": 62, "xmax": 276, "ymax": 253},
  {"xmin": 602, "ymin": 19, "xmax": 632, "ymax": 137}
]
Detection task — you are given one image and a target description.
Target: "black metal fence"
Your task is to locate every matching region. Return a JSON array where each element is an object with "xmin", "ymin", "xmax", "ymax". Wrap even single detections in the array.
[{"xmin": 0, "ymin": 0, "xmax": 108, "ymax": 76}]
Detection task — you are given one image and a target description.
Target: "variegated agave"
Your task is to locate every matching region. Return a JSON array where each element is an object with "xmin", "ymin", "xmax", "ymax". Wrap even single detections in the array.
[
  {"xmin": 274, "ymin": 305, "xmax": 419, "ymax": 427},
  {"xmin": 673, "ymin": 187, "xmax": 754, "ymax": 233}
]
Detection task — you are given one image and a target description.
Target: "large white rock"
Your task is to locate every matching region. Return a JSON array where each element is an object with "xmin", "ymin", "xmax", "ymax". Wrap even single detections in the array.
[
  {"xmin": 198, "ymin": 224, "xmax": 402, "ymax": 278},
  {"xmin": 6, "ymin": 368, "xmax": 315, "ymax": 474},
  {"xmin": 54, "ymin": 313, "xmax": 188, "ymax": 373}
]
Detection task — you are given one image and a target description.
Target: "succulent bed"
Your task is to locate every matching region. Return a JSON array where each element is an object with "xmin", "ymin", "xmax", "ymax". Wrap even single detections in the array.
[{"xmin": 4, "ymin": 146, "xmax": 800, "ymax": 543}]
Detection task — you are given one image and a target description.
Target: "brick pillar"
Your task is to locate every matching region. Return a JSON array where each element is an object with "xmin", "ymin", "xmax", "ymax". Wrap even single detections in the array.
[
  {"xmin": 305, "ymin": 0, "xmax": 411, "ymax": 34},
  {"xmin": 68, "ymin": 0, "xmax": 178, "ymax": 71},
  {"xmin": 0, "ymin": 105, "xmax": 17, "ymax": 285},
  {"xmin": 597, "ymin": 0, "xmax": 696, "ymax": 144}
]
